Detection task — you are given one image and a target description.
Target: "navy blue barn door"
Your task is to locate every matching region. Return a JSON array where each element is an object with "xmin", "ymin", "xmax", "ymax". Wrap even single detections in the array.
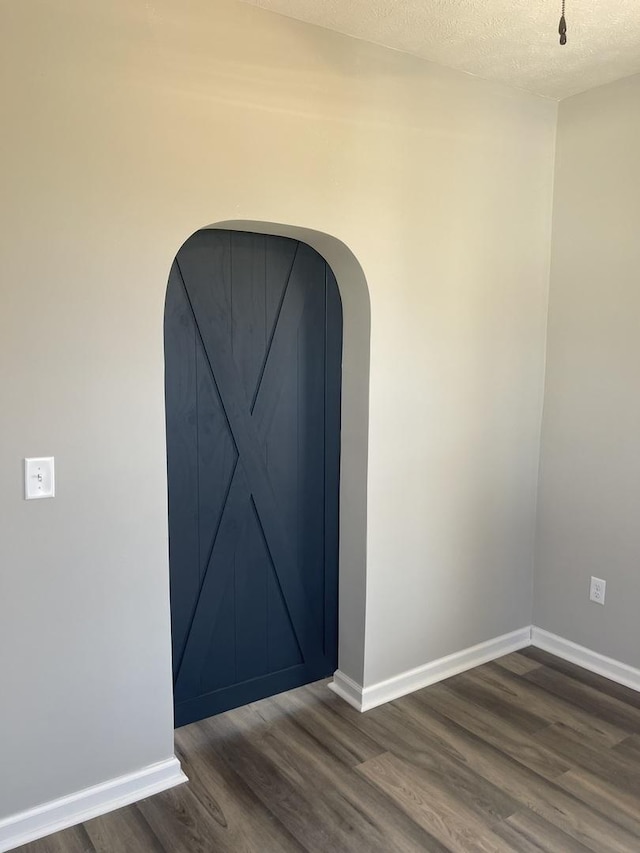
[{"xmin": 164, "ymin": 229, "xmax": 342, "ymax": 727}]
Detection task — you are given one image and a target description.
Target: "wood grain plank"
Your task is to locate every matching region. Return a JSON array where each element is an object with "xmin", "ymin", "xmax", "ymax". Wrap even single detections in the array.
[
  {"xmin": 472, "ymin": 662, "xmax": 627, "ymax": 747},
  {"xmin": 174, "ymin": 722, "xmax": 304, "ymax": 853},
  {"xmin": 445, "ymin": 669, "xmax": 551, "ymax": 734},
  {"xmin": 164, "ymin": 261, "xmax": 199, "ymax": 681},
  {"xmin": 296, "ymin": 265, "xmax": 328, "ymax": 646},
  {"xmin": 357, "ymin": 752, "xmax": 515, "ymax": 853},
  {"xmin": 248, "ymin": 709, "xmax": 450, "ymax": 852},
  {"xmin": 533, "ymin": 721, "xmax": 640, "ymax": 793},
  {"xmin": 233, "ymin": 501, "xmax": 270, "ymax": 684},
  {"xmin": 136, "ymin": 783, "xmax": 236, "ymax": 853},
  {"xmin": 414, "ymin": 681, "xmax": 572, "ymax": 779},
  {"xmin": 322, "ymin": 265, "xmax": 342, "ymax": 664},
  {"xmin": 524, "ymin": 665, "xmax": 640, "ymax": 734},
  {"xmin": 269, "ymin": 684, "xmax": 385, "ymax": 766},
  {"xmin": 494, "ymin": 809, "xmax": 594, "ymax": 853},
  {"xmin": 229, "ymin": 230, "xmax": 267, "ymax": 405},
  {"xmin": 277, "ymin": 688, "xmax": 521, "ymax": 829},
  {"xmin": 494, "ymin": 651, "xmax": 543, "ymax": 676},
  {"xmin": 400, "ymin": 695, "xmax": 640, "ymax": 852},
  {"xmin": 362, "ymin": 701, "xmax": 521, "ymax": 823},
  {"xmin": 557, "ymin": 767, "xmax": 640, "ymax": 838},
  {"xmin": 82, "ymin": 805, "xmax": 165, "ymax": 853},
  {"xmin": 614, "ymin": 733, "xmax": 640, "ymax": 761},
  {"xmin": 18, "ymin": 826, "xmax": 95, "ymax": 853},
  {"xmin": 521, "ymin": 648, "xmax": 640, "ymax": 710},
  {"xmin": 200, "ymin": 710, "xmax": 372, "ymax": 852}
]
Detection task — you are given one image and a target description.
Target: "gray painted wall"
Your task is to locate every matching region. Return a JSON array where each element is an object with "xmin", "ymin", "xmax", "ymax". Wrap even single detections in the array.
[
  {"xmin": 1, "ymin": 0, "xmax": 556, "ymax": 822},
  {"xmin": 535, "ymin": 73, "xmax": 640, "ymax": 668}
]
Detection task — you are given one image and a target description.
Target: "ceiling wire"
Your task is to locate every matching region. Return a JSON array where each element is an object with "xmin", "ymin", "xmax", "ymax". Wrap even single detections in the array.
[{"xmin": 559, "ymin": 0, "xmax": 567, "ymax": 45}]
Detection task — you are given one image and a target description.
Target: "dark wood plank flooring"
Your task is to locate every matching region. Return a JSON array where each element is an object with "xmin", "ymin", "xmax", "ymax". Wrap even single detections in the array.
[{"xmin": 17, "ymin": 649, "xmax": 640, "ymax": 852}]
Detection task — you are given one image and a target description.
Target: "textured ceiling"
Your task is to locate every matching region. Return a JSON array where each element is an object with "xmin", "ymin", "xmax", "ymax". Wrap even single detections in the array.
[{"xmin": 240, "ymin": 0, "xmax": 640, "ymax": 99}]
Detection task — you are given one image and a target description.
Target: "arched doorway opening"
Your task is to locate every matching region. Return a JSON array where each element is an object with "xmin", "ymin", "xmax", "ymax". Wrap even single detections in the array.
[{"xmin": 165, "ymin": 222, "xmax": 370, "ymax": 726}]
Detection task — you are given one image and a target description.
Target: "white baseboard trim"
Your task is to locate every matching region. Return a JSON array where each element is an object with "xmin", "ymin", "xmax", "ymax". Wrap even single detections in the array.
[
  {"xmin": 328, "ymin": 670, "xmax": 365, "ymax": 710},
  {"xmin": 531, "ymin": 627, "xmax": 640, "ymax": 693},
  {"xmin": 329, "ymin": 626, "xmax": 532, "ymax": 712},
  {"xmin": 0, "ymin": 756, "xmax": 187, "ymax": 853}
]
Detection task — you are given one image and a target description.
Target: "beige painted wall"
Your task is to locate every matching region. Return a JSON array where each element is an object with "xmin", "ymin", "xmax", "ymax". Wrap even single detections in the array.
[
  {"xmin": 0, "ymin": 0, "xmax": 556, "ymax": 819},
  {"xmin": 535, "ymin": 73, "xmax": 640, "ymax": 666}
]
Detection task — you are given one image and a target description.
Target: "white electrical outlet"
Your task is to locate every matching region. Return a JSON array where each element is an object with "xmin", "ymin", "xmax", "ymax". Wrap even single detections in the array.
[{"xmin": 589, "ymin": 576, "xmax": 606, "ymax": 605}]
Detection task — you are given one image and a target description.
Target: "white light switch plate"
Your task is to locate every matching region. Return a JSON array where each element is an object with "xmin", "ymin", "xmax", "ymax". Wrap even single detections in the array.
[{"xmin": 24, "ymin": 457, "xmax": 55, "ymax": 500}]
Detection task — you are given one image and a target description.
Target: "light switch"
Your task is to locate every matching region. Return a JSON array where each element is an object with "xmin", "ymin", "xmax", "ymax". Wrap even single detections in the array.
[{"xmin": 24, "ymin": 457, "xmax": 55, "ymax": 500}]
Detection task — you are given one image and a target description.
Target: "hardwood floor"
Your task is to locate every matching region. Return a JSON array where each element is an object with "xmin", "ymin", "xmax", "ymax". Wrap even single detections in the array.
[{"xmin": 17, "ymin": 649, "xmax": 640, "ymax": 852}]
